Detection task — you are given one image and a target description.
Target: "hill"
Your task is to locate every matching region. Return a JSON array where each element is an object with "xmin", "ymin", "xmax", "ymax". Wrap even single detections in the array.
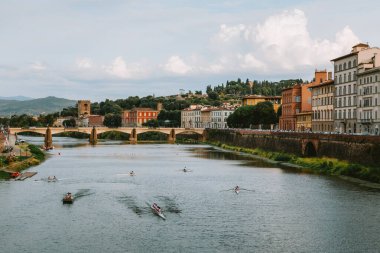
[
  {"xmin": 0, "ymin": 96, "xmax": 33, "ymax": 101},
  {"xmin": 0, "ymin": 96, "xmax": 76, "ymax": 116}
]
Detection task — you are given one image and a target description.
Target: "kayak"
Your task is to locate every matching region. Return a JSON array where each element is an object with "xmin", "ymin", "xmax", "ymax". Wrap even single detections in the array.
[{"xmin": 151, "ymin": 204, "xmax": 166, "ymax": 220}]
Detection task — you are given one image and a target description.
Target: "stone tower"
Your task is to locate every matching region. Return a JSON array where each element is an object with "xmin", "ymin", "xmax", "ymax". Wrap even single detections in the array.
[
  {"xmin": 157, "ymin": 102, "xmax": 163, "ymax": 112},
  {"xmin": 78, "ymin": 100, "xmax": 91, "ymax": 118}
]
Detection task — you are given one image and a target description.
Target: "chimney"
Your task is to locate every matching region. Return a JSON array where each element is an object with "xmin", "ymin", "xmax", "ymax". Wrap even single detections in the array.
[{"xmin": 328, "ymin": 72, "xmax": 332, "ymax": 80}]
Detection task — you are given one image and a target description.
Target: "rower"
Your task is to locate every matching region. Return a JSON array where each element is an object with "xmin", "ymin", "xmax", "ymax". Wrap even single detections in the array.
[{"xmin": 235, "ymin": 186, "xmax": 240, "ymax": 191}]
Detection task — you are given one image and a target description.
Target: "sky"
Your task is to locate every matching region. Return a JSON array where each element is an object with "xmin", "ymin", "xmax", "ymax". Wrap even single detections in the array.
[{"xmin": 0, "ymin": 0, "xmax": 379, "ymax": 101}]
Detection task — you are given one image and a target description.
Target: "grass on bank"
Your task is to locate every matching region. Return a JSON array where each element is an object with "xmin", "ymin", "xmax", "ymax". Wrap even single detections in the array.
[
  {"xmin": 211, "ymin": 142, "xmax": 380, "ymax": 184},
  {"xmin": 0, "ymin": 144, "xmax": 45, "ymax": 179}
]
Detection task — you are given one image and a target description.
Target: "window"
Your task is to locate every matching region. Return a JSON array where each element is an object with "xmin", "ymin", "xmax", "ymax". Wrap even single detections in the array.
[
  {"xmin": 339, "ymin": 64, "xmax": 342, "ymax": 71},
  {"xmin": 348, "ymin": 85, "xmax": 351, "ymax": 94},
  {"xmin": 344, "ymin": 62, "xmax": 347, "ymax": 70},
  {"xmin": 353, "ymin": 59, "xmax": 356, "ymax": 67},
  {"xmin": 339, "ymin": 75, "xmax": 342, "ymax": 84},
  {"xmin": 348, "ymin": 61, "xmax": 351, "ymax": 68},
  {"xmin": 348, "ymin": 72, "xmax": 351, "ymax": 82}
]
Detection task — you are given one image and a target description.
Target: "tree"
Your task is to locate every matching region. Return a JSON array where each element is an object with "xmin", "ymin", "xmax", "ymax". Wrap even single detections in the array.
[
  {"xmin": 208, "ymin": 91, "xmax": 219, "ymax": 100},
  {"xmin": 142, "ymin": 119, "xmax": 159, "ymax": 128},
  {"xmin": 63, "ymin": 118, "xmax": 76, "ymax": 127},
  {"xmin": 103, "ymin": 114, "xmax": 122, "ymax": 128}
]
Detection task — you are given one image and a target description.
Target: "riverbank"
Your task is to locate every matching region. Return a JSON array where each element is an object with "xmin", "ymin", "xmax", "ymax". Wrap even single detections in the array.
[
  {"xmin": 0, "ymin": 144, "xmax": 46, "ymax": 179},
  {"xmin": 208, "ymin": 141, "xmax": 380, "ymax": 185}
]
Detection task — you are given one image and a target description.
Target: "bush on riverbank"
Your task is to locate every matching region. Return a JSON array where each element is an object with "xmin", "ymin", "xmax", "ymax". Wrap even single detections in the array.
[
  {"xmin": 28, "ymin": 144, "xmax": 45, "ymax": 161},
  {"xmin": 212, "ymin": 142, "xmax": 380, "ymax": 184}
]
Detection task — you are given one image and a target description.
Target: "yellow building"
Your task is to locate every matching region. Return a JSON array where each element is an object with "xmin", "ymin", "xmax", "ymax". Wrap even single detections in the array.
[
  {"xmin": 296, "ymin": 112, "xmax": 312, "ymax": 131},
  {"xmin": 242, "ymin": 95, "xmax": 282, "ymax": 112}
]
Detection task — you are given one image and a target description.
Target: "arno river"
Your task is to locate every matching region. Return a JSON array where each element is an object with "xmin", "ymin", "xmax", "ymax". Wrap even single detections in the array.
[{"xmin": 0, "ymin": 137, "xmax": 379, "ymax": 253}]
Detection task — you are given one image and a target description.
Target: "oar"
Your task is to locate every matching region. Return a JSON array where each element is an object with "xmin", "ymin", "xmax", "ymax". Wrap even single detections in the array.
[
  {"xmin": 219, "ymin": 188, "xmax": 234, "ymax": 192},
  {"xmin": 240, "ymin": 188, "xmax": 255, "ymax": 192}
]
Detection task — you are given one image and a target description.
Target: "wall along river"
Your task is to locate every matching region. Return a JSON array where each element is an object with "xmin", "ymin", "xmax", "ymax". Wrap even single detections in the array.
[{"xmin": 0, "ymin": 136, "xmax": 379, "ymax": 253}]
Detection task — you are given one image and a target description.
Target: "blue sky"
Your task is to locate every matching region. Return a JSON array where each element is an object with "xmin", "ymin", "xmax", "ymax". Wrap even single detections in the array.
[{"xmin": 0, "ymin": 0, "xmax": 379, "ymax": 101}]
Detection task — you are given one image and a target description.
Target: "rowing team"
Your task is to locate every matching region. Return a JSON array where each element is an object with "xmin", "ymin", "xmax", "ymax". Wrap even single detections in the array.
[{"xmin": 152, "ymin": 202, "xmax": 162, "ymax": 212}]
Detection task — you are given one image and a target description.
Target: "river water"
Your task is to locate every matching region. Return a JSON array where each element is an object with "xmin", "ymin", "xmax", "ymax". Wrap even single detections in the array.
[{"xmin": 0, "ymin": 137, "xmax": 379, "ymax": 253}]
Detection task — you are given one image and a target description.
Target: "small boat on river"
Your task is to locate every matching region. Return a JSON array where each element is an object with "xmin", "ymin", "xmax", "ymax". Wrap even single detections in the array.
[
  {"xmin": 62, "ymin": 192, "xmax": 74, "ymax": 204},
  {"xmin": 234, "ymin": 186, "xmax": 240, "ymax": 194},
  {"xmin": 129, "ymin": 171, "xmax": 135, "ymax": 176},
  {"xmin": 151, "ymin": 203, "xmax": 166, "ymax": 220}
]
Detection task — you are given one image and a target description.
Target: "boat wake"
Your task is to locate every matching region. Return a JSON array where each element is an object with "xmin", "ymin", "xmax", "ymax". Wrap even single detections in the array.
[
  {"xmin": 156, "ymin": 196, "xmax": 182, "ymax": 214},
  {"xmin": 118, "ymin": 196, "xmax": 148, "ymax": 216},
  {"xmin": 73, "ymin": 189, "xmax": 94, "ymax": 199}
]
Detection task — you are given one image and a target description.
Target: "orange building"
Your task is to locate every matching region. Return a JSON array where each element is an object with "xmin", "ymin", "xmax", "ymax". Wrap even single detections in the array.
[
  {"xmin": 122, "ymin": 108, "xmax": 159, "ymax": 127},
  {"xmin": 280, "ymin": 70, "xmax": 331, "ymax": 131},
  {"xmin": 242, "ymin": 95, "xmax": 282, "ymax": 112},
  {"xmin": 279, "ymin": 84, "xmax": 301, "ymax": 130},
  {"xmin": 88, "ymin": 115, "xmax": 104, "ymax": 127}
]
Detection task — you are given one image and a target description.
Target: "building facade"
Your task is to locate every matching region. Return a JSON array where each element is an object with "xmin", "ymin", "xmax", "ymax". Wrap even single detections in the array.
[
  {"xmin": 210, "ymin": 109, "xmax": 234, "ymax": 129},
  {"xmin": 332, "ymin": 43, "xmax": 380, "ymax": 133},
  {"xmin": 279, "ymin": 84, "xmax": 301, "ymax": 130},
  {"xmin": 310, "ymin": 80, "xmax": 335, "ymax": 132},
  {"xmin": 181, "ymin": 105, "xmax": 236, "ymax": 129},
  {"xmin": 122, "ymin": 108, "xmax": 159, "ymax": 127},
  {"xmin": 357, "ymin": 66, "xmax": 380, "ymax": 134},
  {"xmin": 78, "ymin": 100, "xmax": 91, "ymax": 118},
  {"xmin": 242, "ymin": 95, "xmax": 282, "ymax": 112}
]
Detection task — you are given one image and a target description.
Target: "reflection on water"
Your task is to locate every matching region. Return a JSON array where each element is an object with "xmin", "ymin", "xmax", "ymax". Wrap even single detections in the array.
[{"xmin": 0, "ymin": 136, "xmax": 379, "ymax": 253}]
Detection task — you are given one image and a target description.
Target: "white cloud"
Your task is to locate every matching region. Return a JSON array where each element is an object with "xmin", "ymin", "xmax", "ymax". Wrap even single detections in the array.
[
  {"xmin": 30, "ymin": 61, "xmax": 47, "ymax": 71},
  {"xmin": 76, "ymin": 57, "xmax": 93, "ymax": 69},
  {"xmin": 102, "ymin": 56, "xmax": 147, "ymax": 79},
  {"xmin": 163, "ymin": 55, "xmax": 192, "ymax": 75},
  {"xmin": 211, "ymin": 9, "xmax": 361, "ymax": 73}
]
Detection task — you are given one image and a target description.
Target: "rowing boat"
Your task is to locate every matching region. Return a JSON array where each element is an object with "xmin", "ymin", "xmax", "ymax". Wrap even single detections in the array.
[
  {"xmin": 62, "ymin": 193, "xmax": 74, "ymax": 204},
  {"xmin": 151, "ymin": 204, "xmax": 166, "ymax": 220}
]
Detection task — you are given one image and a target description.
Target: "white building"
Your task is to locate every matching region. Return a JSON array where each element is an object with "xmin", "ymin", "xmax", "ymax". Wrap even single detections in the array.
[
  {"xmin": 181, "ymin": 104, "xmax": 236, "ymax": 129},
  {"xmin": 357, "ymin": 65, "xmax": 380, "ymax": 135},
  {"xmin": 331, "ymin": 43, "xmax": 380, "ymax": 133},
  {"xmin": 210, "ymin": 108, "xmax": 234, "ymax": 129},
  {"xmin": 181, "ymin": 105, "xmax": 203, "ymax": 128}
]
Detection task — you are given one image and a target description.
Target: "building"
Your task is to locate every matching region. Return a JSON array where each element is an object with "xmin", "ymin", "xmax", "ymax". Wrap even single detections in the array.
[
  {"xmin": 53, "ymin": 116, "xmax": 76, "ymax": 127},
  {"xmin": 331, "ymin": 43, "xmax": 380, "ymax": 133},
  {"xmin": 357, "ymin": 65, "xmax": 380, "ymax": 134},
  {"xmin": 181, "ymin": 105, "xmax": 203, "ymax": 128},
  {"xmin": 296, "ymin": 70, "xmax": 331, "ymax": 132},
  {"xmin": 181, "ymin": 104, "xmax": 236, "ymax": 129},
  {"xmin": 122, "ymin": 108, "xmax": 159, "ymax": 127},
  {"xmin": 279, "ymin": 84, "xmax": 301, "ymax": 130},
  {"xmin": 310, "ymin": 80, "xmax": 335, "ymax": 132},
  {"xmin": 210, "ymin": 108, "xmax": 234, "ymax": 129},
  {"xmin": 88, "ymin": 115, "xmax": 105, "ymax": 127},
  {"xmin": 0, "ymin": 131, "xmax": 5, "ymax": 153},
  {"xmin": 78, "ymin": 100, "xmax": 91, "ymax": 118},
  {"xmin": 242, "ymin": 95, "xmax": 282, "ymax": 112}
]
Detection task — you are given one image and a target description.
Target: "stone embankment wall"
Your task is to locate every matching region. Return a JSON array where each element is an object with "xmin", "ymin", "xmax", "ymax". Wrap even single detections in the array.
[{"xmin": 205, "ymin": 129, "xmax": 380, "ymax": 167}]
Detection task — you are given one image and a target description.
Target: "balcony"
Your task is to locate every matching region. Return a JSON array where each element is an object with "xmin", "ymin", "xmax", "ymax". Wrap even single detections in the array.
[{"xmin": 359, "ymin": 118, "xmax": 373, "ymax": 124}]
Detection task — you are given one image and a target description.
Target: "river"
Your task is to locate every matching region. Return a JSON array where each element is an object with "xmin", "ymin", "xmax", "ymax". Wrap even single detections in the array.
[{"xmin": 0, "ymin": 136, "xmax": 379, "ymax": 253}]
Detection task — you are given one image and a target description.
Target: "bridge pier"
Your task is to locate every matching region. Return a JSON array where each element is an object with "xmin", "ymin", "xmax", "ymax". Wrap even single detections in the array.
[
  {"xmin": 44, "ymin": 127, "xmax": 53, "ymax": 149},
  {"xmin": 89, "ymin": 127, "xmax": 97, "ymax": 145},
  {"xmin": 168, "ymin": 129, "xmax": 176, "ymax": 144},
  {"xmin": 130, "ymin": 128, "xmax": 137, "ymax": 144},
  {"xmin": 201, "ymin": 130, "xmax": 207, "ymax": 142}
]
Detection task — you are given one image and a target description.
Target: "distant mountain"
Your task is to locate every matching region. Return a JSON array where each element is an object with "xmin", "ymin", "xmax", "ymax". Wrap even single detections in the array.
[
  {"xmin": 0, "ymin": 96, "xmax": 76, "ymax": 116},
  {"xmin": 0, "ymin": 96, "xmax": 33, "ymax": 101}
]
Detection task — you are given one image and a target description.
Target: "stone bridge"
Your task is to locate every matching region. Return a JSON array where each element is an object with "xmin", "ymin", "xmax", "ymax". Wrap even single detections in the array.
[{"xmin": 9, "ymin": 127, "xmax": 205, "ymax": 148}]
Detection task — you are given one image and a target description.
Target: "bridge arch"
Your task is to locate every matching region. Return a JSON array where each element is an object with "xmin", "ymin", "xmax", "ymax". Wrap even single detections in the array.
[{"xmin": 304, "ymin": 141, "xmax": 317, "ymax": 157}]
